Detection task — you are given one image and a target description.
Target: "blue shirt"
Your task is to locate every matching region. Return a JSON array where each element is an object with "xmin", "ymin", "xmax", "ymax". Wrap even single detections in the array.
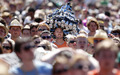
[{"xmin": 9, "ymin": 60, "xmax": 52, "ymax": 75}]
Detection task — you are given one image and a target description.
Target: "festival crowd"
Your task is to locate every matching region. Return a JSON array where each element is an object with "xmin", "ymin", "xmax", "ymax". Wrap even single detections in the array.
[{"xmin": 0, "ymin": 0, "xmax": 120, "ymax": 75}]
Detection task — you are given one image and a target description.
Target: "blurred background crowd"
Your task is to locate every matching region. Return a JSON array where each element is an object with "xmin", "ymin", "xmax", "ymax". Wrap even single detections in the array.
[{"xmin": 0, "ymin": 0, "xmax": 120, "ymax": 75}]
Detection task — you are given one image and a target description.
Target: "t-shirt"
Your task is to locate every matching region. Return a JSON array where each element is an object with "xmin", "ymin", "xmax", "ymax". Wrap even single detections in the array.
[
  {"xmin": 54, "ymin": 41, "xmax": 67, "ymax": 48},
  {"xmin": 88, "ymin": 69, "xmax": 120, "ymax": 75},
  {"xmin": 9, "ymin": 60, "xmax": 52, "ymax": 75}
]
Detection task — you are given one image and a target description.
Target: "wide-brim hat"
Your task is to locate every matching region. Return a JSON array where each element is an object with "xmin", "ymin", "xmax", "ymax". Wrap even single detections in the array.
[
  {"xmin": 0, "ymin": 23, "xmax": 8, "ymax": 38},
  {"xmin": 88, "ymin": 29, "xmax": 108, "ymax": 44},
  {"xmin": 9, "ymin": 19, "xmax": 23, "ymax": 29}
]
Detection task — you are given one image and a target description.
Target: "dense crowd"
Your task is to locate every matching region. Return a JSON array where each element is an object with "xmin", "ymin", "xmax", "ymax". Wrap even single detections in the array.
[{"xmin": 0, "ymin": 0, "xmax": 120, "ymax": 75}]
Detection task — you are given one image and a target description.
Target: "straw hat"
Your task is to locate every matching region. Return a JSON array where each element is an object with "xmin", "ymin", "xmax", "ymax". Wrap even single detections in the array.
[
  {"xmin": 2, "ymin": 12, "xmax": 11, "ymax": 17},
  {"xmin": 23, "ymin": 25, "xmax": 30, "ymax": 30},
  {"xmin": 0, "ymin": 23, "xmax": 8, "ymax": 37},
  {"xmin": 9, "ymin": 19, "xmax": 23, "ymax": 29},
  {"xmin": 88, "ymin": 29, "xmax": 108, "ymax": 44}
]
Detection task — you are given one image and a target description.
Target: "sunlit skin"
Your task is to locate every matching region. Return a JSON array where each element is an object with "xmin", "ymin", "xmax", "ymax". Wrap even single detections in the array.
[
  {"xmin": 17, "ymin": 42, "xmax": 34, "ymax": 62},
  {"xmin": 30, "ymin": 27, "xmax": 38, "ymax": 36},
  {"xmin": 96, "ymin": 50, "xmax": 116, "ymax": 71},
  {"xmin": 54, "ymin": 28, "xmax": 63, "ymax": 39},
  {"xmin": 2, "ymin": 41, "xmax": 12, "ymax": 53},
  {"xmin": 22, "ymin": 30, "xmax": 31, "ymax": 37},
  {"xmin": 0, "ymin": 27, "xmax": 6, "ymax": 38},
  {"xmin": 76, "ymin": 37, "xmax": 88, "ymax": 51},
  {"xmin": 88, "ymin": 22, "xmax": 98, "ymax": 32},
  {"xmin": 9, "ymin": 26, "xmax": 21, "ymax": 40}
]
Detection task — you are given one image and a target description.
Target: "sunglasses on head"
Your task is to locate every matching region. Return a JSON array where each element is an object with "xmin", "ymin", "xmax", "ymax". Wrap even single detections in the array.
[
  {"xmin": 2, "ymin": 46, "xmax": 11, "ymax": 50},
  {"xmin": 69, "ymin": 40, "xmax": 76, "ymax": 43},
  {"xmin": 54, "ymin": 68, "xmax": 68, "ymax": 74},
  {"xmin": 38, "ymin": 29, "xmax": 46, "ymax": 31},
  {"xmin": 41, "ymin": 36, "xmax": 51, "ymax": 39},
  {"xmin": 24, "ymin": 45, "xmax": 35, "ymax": 51}
]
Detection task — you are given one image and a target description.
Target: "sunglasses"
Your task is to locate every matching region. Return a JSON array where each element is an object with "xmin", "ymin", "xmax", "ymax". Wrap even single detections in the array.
[
  {"xmin": 69, "ymin": 40, "xmax": 76, "ymax": 43},
  {"xmin": 94, "ymin": 39, "xmax": 103, "ymax": 43},
  {"xmin": 3, "ymin": 46, "xmax": 12, "ymax": 50},
  {"xmin": 41, "ymin": 36, "xmax": 51, "ymax": 39},
  {"xmin": 54, "ymin": 68, "xmax": 68, "ymax": 74},
  {"xmin": 24, "ymin": 45, "xmax": 35, "ymax": 51},
  {"xmin": 38, "ymin": 29, "xmax": 46, "ymax": 31},
  {"xmin": 34, "ymin": 41, "xmax": 40, "ymax": 44},
  {"xmin": 73, "ymin": 64, "xmax": 83, "ymax": 70},
  {"xmin": 37, "ymin": 45, "xmax": 46, "ymax": 49},
  {"xmin": 112, "ymin": 33, "xmax": 120, "ymax": 36}
]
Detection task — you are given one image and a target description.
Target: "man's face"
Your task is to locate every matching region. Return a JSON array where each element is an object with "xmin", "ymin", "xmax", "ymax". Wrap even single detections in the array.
[
  {"xmin": 17, "ymin": 42, "xmax": 34, "ymax": 61},
  {"xmin": 22, "ymin": 30, "xmax": 30, "ymax": 37},
  {"xmin": 76, "ymin": 37, "xmax": 88, "ymax": 50},
  {"xmin": 0, "ymin": 27, "xmax": 6, "ymax": 38},
  {"xmin": 54, "ymin": 28, "xmax": 63, "ymax": 39},
  {"xmin": 96, "ymin": 50, "xmax": 116, "ymax": 70},
  {"xmin": 9, "ymin": 26, "xmax": 21, "ymax": 38},
  {"xmin": 41, "ymin": 33, "xmax": 51, "ymax": 42},
  {"xmin": 30, "ymin": 27, "xmax": 38, "ymax": 36}
]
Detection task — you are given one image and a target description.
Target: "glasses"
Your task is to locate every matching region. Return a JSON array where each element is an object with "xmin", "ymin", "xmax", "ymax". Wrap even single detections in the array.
[
  {"xmin": 34, "ymin": 41, "xmax": 40, "ymax": 44},
  {"xmin": 37, "ymin": 45, "xmax": 46, "ymax": 49},
  {"xmin": 69, "ymin": 40, "xmax": 76, "ymax": 43},
  {"xmin": 41, "ymin": 36, "xmax": 51, "ymax": 39},
  {"xmin": 38, "ymin": 29, "xmax": 46, "ymax": 31},
  {"xmin": 54, "ymin": 68, "xmax": 68, "ymax": 74},
  {"xmin": 24, "ymin": 45, "xmax": 35, "ymax": 51},
  {"xmin": 94, "ymin": 39, "xmax": 103, "ymax": 43},
  {"xmin": 3, "ymin": 46, "xmax": 12, "ymax": 50}
]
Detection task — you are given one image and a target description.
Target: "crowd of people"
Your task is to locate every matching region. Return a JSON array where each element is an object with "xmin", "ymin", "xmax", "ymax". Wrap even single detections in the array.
[{"xmin": 0, "ymin": 0, "xmax": 120, "ymax": 75}]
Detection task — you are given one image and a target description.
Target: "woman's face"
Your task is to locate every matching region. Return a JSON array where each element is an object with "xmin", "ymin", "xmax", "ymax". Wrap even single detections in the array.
[
  {"xmin": 88, "ymin": 22, "xmax": 98, "ymax": 32},
  {"xmin": 2, "ymin": 41, "xmax": 12, "ymax": 53},
  {"xmin": 54, "ymin": 28, "xmax": 63, "ymax": 39}
]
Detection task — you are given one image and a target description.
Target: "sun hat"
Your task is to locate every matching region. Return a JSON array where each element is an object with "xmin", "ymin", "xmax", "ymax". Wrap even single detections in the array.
[
  {"xmin": 88, "ymin": 29, "xmax": 108, "ymax": 44},
  {"xmin": 9, "ymin": 19, "xmax": 23, "ymax": 29}
]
